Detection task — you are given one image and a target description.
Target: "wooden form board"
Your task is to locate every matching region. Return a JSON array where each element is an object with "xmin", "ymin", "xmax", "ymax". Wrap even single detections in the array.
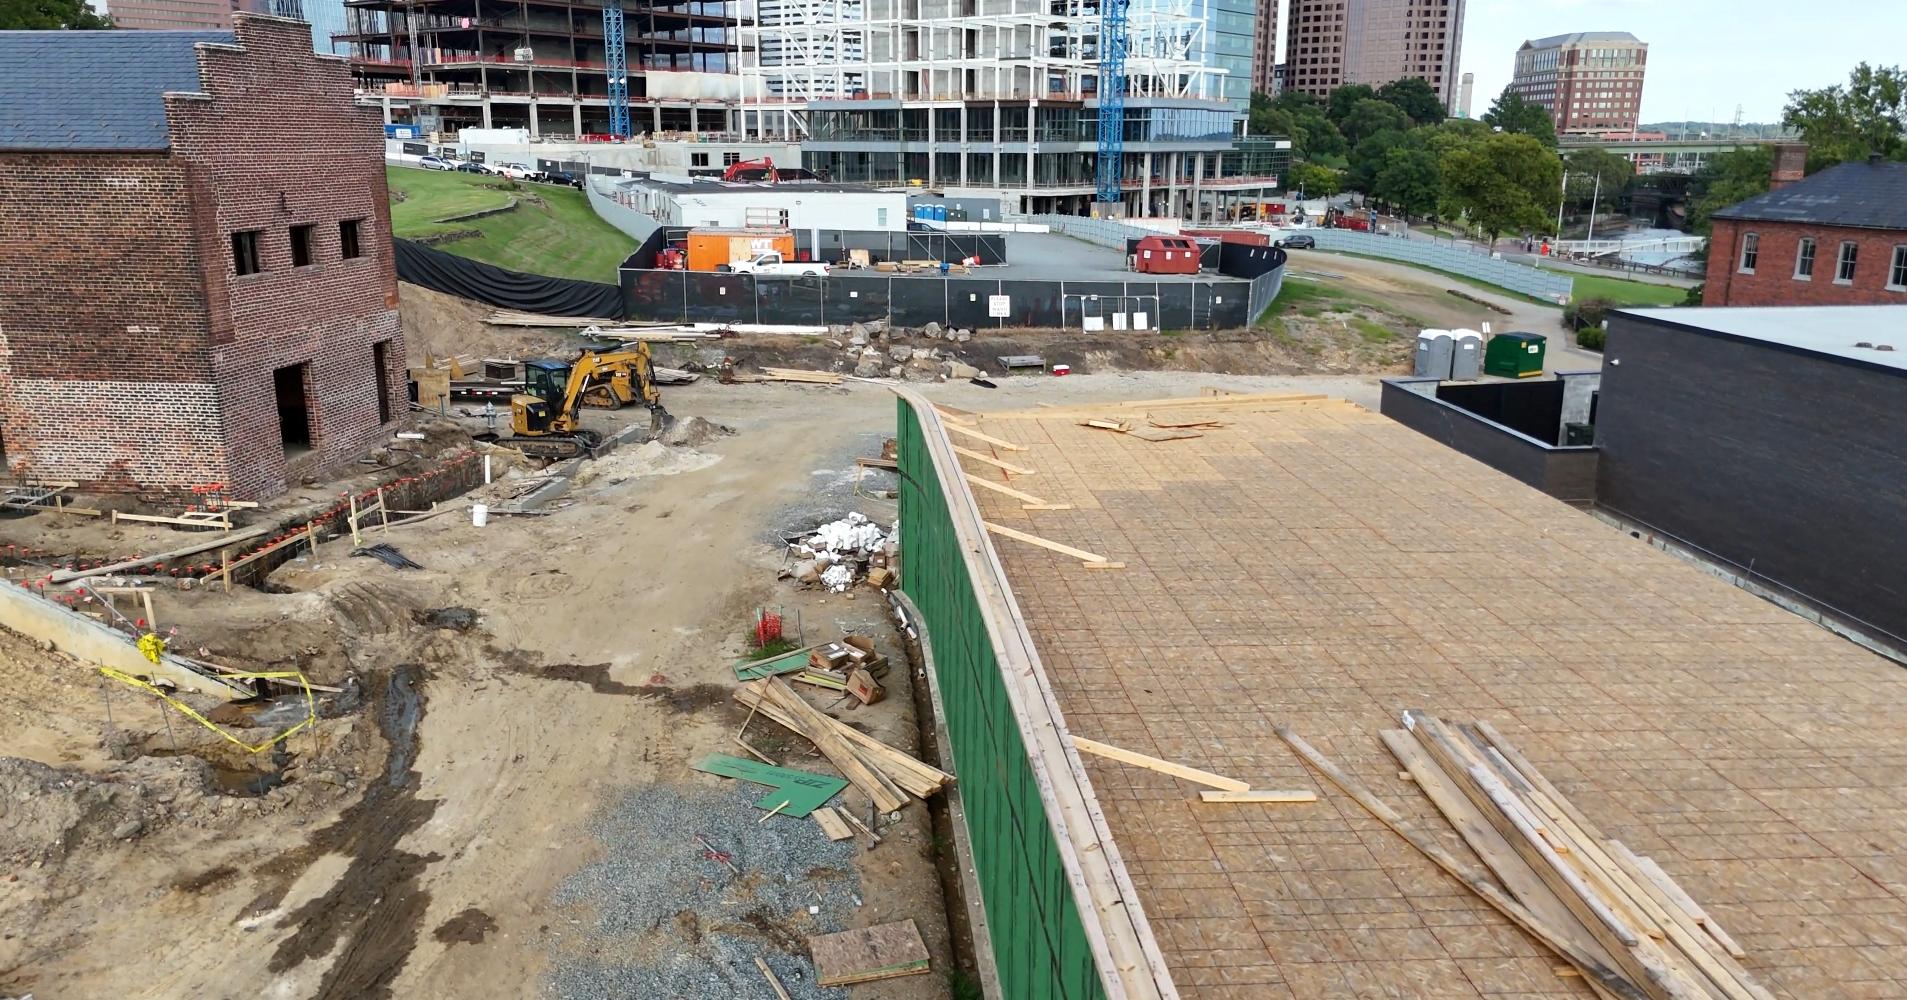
[
  {"xmin": 890, "ymin": 386, "xmax": 1175, "ymax": 1000},
  {"xmin": 983, "ymin": 521, "xmax": 1110, "ymax": 565},
  {"xmin": 1198, "ymin": 789, "xmax": 1316, "ymax": 804},
  {"xmin": 1073, "ymin": 736, "xmax": 1249, "ymax": 792},
  {"xmin": 810, "ymin": 919, "xmax": 931, "ymax": 986},
  {"xmin": 812, "ymin": 806, "xmax": 854, "ymax": 841},
  {"xmin": 951, "ymin": 445, "xmax": 1035, "ymax": 476}
]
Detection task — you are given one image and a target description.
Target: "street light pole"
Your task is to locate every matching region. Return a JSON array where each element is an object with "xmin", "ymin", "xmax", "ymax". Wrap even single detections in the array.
[
  {"xmin": 1554, "ymin": 170, "xmax": 1568, "ymax": 242},
  {"xmin": 1586, "ymin": 172, "xmax": 1602, "ymax": 242}
]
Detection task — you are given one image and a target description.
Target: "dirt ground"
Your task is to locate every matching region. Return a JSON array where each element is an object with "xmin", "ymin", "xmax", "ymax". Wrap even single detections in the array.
[{"xmin": 0, "ymin": 277, "xmax": 1413, "ymax": 1000}]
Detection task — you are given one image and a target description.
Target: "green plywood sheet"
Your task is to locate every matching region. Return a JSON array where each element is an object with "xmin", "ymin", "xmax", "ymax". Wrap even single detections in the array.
[
  {"xmin": 692, "ymin": 753, "xmax": 846, "ymax": 817},
  {"xmin": 734, "ymin": 647, "xmax": 814, "ymax": 681}
]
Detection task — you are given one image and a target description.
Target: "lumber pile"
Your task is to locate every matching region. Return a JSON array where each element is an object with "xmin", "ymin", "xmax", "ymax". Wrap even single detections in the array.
[
  {"xmin": 486, "ymin": 309, "xmax": 621, "ymax": 327},
  {"xmin": 1320, "ymin": 714, "xmax": 1771, "ymax": 1000},
  {"xmin": 735, "ymin": 677, "xmax": 951, "ymax": 813}
]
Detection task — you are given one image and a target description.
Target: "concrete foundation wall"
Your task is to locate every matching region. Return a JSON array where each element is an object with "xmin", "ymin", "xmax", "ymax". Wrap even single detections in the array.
[
  {"xmin": 1381, "ymin": 378, "xmax": 1599, "ymax": 502},
  {"xmin": 0, "ymin": 583, "xmax": 248, "ymax": 701}
]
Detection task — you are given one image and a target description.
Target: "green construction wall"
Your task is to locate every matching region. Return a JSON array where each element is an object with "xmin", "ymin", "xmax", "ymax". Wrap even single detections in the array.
[{"xmin": 896, "ymin": 398, "xmax": 1110, "ymax": 1000}]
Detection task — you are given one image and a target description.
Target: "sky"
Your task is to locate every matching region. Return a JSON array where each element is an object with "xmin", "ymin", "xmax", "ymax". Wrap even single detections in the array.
[{"xmin": 1456, "ymin": 0, "xmax": 1907, "ymax": 124}]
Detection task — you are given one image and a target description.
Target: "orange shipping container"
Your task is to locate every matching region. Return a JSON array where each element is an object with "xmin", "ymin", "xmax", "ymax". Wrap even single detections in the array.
[{"xmin": 686, "ymin": 228, "xmax": 796, "ymax": 272}]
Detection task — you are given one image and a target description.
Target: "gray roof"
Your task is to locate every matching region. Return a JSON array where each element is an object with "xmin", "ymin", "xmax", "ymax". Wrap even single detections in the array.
[
  {"xmin": 1522, "ymin": 31, "xmax": 1643, "ymax": 50},
  {"xmin": 0, "ymin": 30, "xmax": 231, "ymax": 151},
  {"xmin": 1710, "ymin": 159, "xmax": 1907, "ymax": 231},
  {"xmin": 1620, "ymin": 305, "xmax": 1907, "ymax": 375}
]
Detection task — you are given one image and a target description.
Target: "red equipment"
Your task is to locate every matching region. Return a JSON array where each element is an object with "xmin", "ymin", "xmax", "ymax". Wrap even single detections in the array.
[{"xmin": 723, "ymin": 157, "xmax": 777, "ymax": 183}]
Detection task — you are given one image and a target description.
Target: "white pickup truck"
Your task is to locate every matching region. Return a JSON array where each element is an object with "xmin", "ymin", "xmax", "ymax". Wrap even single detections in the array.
[{"xmin": 724, "ymin": 251, "xmax": 830, "ymax": 277}]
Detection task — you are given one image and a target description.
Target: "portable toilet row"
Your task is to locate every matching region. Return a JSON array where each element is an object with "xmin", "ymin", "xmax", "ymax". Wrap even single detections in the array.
[
  {"xmin": 912, "ymin": 204, "xmax": 949, "ymax": 223},
  {"xmin": 1413, "ymin": 329, "xmax": 1483, "ymax": 380}
]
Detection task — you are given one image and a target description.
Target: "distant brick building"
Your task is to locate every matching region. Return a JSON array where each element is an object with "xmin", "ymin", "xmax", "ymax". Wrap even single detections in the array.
[
  {"xmin": 0, "ymin": 16, "xmax": 407, "ymax": 499},
  {"xmin": 1509, "ymin": 31, "xmax": 1647, "ymax": 135},
  {"xmin": 1705, "ymin": 150, "xmax": 1907, "ymax": 307}
]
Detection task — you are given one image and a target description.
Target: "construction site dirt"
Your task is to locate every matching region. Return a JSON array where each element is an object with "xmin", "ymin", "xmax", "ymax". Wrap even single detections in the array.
[{"xmin": 0, "ymin": 297, "xmax": 1455, "ymax": 998}]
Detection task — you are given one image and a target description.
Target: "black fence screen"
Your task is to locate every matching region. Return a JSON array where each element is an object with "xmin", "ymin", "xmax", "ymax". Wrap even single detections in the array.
[{"xmin": 619, "ymin": 269, "xmax": 1260, "ymax": 330}]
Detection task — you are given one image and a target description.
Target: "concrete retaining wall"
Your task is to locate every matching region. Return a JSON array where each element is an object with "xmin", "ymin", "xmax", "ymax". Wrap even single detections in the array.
[
  {"xmin": 0, "ymin": 584, "xmax": 249, "ymax": 700},
  {"xmin": 1381, "ymin": 378, "xmax": 1599, "ymax": 502}
]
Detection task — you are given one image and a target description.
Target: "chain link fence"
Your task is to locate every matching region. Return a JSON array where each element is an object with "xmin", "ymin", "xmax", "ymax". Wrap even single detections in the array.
[{"xmin": 1296, "ymin": 229, "xmax": 1574, "ymax": 302}]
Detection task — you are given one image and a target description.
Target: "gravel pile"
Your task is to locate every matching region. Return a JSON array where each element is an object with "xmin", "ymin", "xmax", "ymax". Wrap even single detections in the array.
[{"xmin": 549, "ymin": 783, "xmax": 861, "ymax": 1000}]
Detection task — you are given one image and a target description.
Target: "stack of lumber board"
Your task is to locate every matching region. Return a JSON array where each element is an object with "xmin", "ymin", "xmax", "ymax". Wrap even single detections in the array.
[
  {"xmin": 735, "ymin": 677, "xmax": 951, "ymax": 813},
  {"xmin": 758, "ymin": 367, "xmax": 844, "ymax": 385},
  {"xmin": 1383, "ymin": 713, "xmax": 1770, "ymax": 1000},
  {"xmin": 486, "ymin": 309, "xmax": 621, "ymax": 327}
]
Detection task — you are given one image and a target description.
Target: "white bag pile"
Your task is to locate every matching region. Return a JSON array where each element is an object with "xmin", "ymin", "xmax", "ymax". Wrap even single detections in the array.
[{"xmin": 786, "ymin": 513, "xmax": 899, "ymax": 592}]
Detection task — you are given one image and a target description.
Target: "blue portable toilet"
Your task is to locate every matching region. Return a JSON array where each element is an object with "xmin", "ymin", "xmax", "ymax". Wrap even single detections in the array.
[{"xmin": 931, "ymin": 204, "xmax": 948, "ymax": 223}]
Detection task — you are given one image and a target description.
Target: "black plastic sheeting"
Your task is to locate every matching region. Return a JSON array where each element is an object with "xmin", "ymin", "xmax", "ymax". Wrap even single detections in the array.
[
  {"xmin": 395, "ymin": 239, "xmax": 624, "ymax": 319},
  {"xmin": 620, "ymin": 270, "xmax": 1257, "ymax": 330}
]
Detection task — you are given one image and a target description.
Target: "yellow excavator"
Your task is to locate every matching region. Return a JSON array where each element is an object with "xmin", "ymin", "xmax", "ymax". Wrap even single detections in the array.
[{"xmin": 496, "ymin": 346, "xmax": 673, "ymax": 460}]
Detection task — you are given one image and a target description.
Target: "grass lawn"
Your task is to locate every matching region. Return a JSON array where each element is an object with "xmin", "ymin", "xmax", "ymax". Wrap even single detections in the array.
[
  {"xmin": 1569, "ymin": 273, "xmax": 1690, "ymax": 307},
  {"xmin": 1261, "ymin": 276, "xmax": 1431, "ymax": 329},
  {"xmin": 386, "ymin": 165, "xmax": 635, "ymax": 283}
]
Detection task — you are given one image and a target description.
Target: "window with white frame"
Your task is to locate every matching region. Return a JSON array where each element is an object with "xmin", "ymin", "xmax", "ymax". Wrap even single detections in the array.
[
  {"xmin": 1837, "ymin": 241, "xmax": 1859, "ymax": 283},
  {"xmin": 1891, "ymin": 245, "xmax": 1907, "ymax": 290},
  {"xmin": 1794, "ymin": 237, "xmax": 1815, "ymax": 279},
  {"xmin": 1738, "ymin": 232, "xmax": 1758, "ymax": 273}
]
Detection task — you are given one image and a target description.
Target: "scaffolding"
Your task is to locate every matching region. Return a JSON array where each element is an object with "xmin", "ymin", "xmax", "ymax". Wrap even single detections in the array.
[{"xmin": 736, "ymin": 0, "xmax": 1222, "ymax": 138}]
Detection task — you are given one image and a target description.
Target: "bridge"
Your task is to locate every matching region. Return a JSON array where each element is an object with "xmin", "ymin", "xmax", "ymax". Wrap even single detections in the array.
[
  {"xmin": 1557, "ymin": 136, "xmax": 1782, "ymax": 156},
  {"xmin": 1551, "ymin": 235, "xmax": 1707, "ymax": 258}
]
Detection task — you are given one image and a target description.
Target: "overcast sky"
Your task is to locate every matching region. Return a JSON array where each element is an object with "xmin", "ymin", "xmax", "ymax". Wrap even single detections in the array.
[{"xmin": 1455, "ymin": 0, "xmax": 1907, "ymax": 124}]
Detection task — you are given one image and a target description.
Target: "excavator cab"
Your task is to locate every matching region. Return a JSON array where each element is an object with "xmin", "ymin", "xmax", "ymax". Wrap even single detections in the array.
[{"xmin": 522, "ymin": 359, "xmax": 572, "ymax": 411}]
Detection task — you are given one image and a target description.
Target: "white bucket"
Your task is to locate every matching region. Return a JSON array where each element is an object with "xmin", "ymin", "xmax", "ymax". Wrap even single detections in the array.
[{"xmin": 471, "ymin": 503, "xmax": 489, "ymax": 527}]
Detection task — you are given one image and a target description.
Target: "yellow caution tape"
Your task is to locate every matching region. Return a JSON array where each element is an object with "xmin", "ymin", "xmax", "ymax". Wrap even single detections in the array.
[
  {"xmin": 98, "ymin": 666, "xmax": 319, "ymax": 754},
  {"xmin": 137, "ymin": 633, "xmax": 166, "ymax": 664}
]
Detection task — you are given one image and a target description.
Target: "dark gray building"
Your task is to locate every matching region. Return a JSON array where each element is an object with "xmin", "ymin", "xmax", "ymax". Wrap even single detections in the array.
[{"xmin": 1596, "ymin": 305, "xmax": 1907, "ymax": 647}]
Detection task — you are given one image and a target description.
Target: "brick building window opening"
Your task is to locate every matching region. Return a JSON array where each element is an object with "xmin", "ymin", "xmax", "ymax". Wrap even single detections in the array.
[
  {"xmin": 1891, "ymin": 246, "xmax": 1907, "ymax": 291},
  {"xmin": 372, "ymin": 340, "xmax": 395, "ymax": 424},
  {"xmin": 231, "ymin": 230, "xmax": 262, "ymax": 276},
  {"xmin": 290, "ymin": 224, "xmax": 315, "ymax": 267},
  {"xmin": 1795, "ymin": 238, "xmax": 1815, "ymax": 280},
  {"xmin": 339, "ymin": 219, "xmax": 362, "ymax": 260},
  {"xmin": 1837, "ymin": 241, "xmax": 1859, "ymax": 283},
  {"xmin": 1737, "ymin": 232, "xmax": 1758, "ymax": 274},
  {"xmin": 273, "ymin": 363, "xmax": 314, "ymax": 454}
]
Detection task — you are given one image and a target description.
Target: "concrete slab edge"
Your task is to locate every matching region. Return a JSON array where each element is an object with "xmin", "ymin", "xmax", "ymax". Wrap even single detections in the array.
[{"xmin": 0, "ymin": 582, "xmax": 249, "ymax": 700}]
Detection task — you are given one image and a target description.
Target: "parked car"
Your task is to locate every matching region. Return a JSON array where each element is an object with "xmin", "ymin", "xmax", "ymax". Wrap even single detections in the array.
[
  {"xmin": 542, "ymin": 169, "xmax": 582, "ymax": 188},
  {"xmin": 418, "ymin": 155, "xmax": 454, "ymax": 171},
  {"xmin": 1276, "ymin": 234, "xmax": 1316, "ymax": 249},
  {"xmin": 455, "ymin": 161, "xmax": 487, "ymax": 174},
  {"xmin": 492, "ymin": 164, "xmax": 538, "ymax": 181}
]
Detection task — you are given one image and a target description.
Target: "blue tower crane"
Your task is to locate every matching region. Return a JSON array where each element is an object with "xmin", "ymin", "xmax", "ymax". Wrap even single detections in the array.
[
  {"xmin": 1093, "ymin": 0, "xmax": 1129, "ymax": 213},
  {"xmin": 605, "ymin": 0, "xmax": 631, "ymax": 138}
]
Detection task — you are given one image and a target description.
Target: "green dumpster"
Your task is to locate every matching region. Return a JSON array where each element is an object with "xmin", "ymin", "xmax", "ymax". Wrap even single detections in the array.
[{"xmin": 1485, "ymin": 332, "xmax": 1547, "ymax": 378}]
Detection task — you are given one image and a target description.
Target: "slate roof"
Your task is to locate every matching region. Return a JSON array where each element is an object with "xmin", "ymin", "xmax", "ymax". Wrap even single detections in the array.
[
  {"xmin": 1710, "ymin": 158, "xmax": 1907, "ymax": 231},
  {"xmin": 0, "ymin": 30, "xmax": 231, "ymax": 151},
  {"xmin": 1522, "ymin": 31, "xmax": 1642, "ymax": 49}
]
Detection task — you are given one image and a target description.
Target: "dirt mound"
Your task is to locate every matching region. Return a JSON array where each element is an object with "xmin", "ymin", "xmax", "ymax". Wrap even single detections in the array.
[
  {"xmin": 658, "ymin": 415, "xmax": 735, "ymax": 448},
  {"xmin": 0, "ymin": 756, "xmax": 208, "ymax": 862},
  {"xmin": 572, "ymin": 441, "xmax": 721, "ymax": 488}
]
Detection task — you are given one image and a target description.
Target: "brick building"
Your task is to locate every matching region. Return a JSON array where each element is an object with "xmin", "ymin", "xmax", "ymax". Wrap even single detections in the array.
[
  {"xmin": 1282, "ymin": 0, "xmax": 1466, "ymax": 109},
  {"xmin": 1509, "ymin": 31, "xmax": 1647, "ymax": 134},
  {"xmin": 1705, "ymin": 150, "xmax": 1907, "ymax": 307},
  {"xmin": 0, "ymin": 16, "xmax": 408, "ymax": 499}
]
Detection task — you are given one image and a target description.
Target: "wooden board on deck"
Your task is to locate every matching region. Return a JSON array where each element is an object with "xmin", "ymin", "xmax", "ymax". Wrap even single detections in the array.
[{"xmin": 810, "ymin": 919, "xmax": 931, "ymax": 986}]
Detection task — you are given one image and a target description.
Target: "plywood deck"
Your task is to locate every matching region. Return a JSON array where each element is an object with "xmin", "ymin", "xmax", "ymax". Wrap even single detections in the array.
[{"xmin": 953, "ymin": 397, "xmax": 1907, "ymax": 1000}]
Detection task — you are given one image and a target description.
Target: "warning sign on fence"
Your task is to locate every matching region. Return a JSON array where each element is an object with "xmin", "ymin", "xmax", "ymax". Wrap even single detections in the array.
[{"xmin": 988, "ymin": 295, "xmax": 1010, "ymax": 318}]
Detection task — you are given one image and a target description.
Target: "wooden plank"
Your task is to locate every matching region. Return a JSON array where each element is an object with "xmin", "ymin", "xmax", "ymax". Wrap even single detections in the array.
[
  {"xmin": 964, "ymin": 474, "xmax": 1047, "ymax": 505},
  {"xmin": 1146, "ymin": 416, "xmax": 1224, "ymax": 428},
  {"xmin": 1276, "ymin": 726, "xmax": 1646, "ymax": 1000},
  {"xmin": 755, "ymin": 957, "xmax": 794, "ymax": 1000},
  {"xmin": 1020, "ymin": 503, "xmax": 1075, "ymax": 511},
  {"xmin": 810, "ymin": 919, "xmax": 931, "ymax": 986},
  {"xmin": 1125, "ymin": 427, "xmax": 1203, "ymax": 442},
  {"xmin": 759, "ymin": 679, "xmax": 909, "ymax": 813},
  {"xmin": 1072, "ymin": 736, "xmax": 1249, "ymax": 792},
  {"xmin": 983, "ymin": 521, "xmax": 1108, "ymax": 564},
  {"xmin": 1198, "ymin": 789, "xmax": 1316, "ymax": 803},
  {"xmin": 225, "ymin": 527, "xmax": 314, "ymax": 574},
  {"xmin": 733, "ymin": 684, "xmax": 950, "ymax": 796},
  {"xmin": 942, "ymin": 421, "xmax": 1029, "ymax": 451},
  {"xmin": 1113, "ymin": 392, "xmax": 1327, "ymax": 409},
  {"xmin": 952, "ymin": 445, "xmax": 1035, "ymax": 476},
  {"xmin": 813, "ymin": 806, "xmax": 855, "ymax": 841},
  {"xmin": 1476, "ymin": 721, "xmax": 1771, "ymax": 999},
  {"xmin": 1622, "ymin": 848, "xmax": 1749, "ymax": 961},
  {"xmin": 51, "ymin": 526, "xmax": 270, "ymax": 583},
  {"xmin": 1080, "ymin": 418, "xmax": 1132, "ymax": 432},
  {"xmin": 856, "ymin": 456, "xmax": 901, "ymax": 470},
  {"xmin": 110, "ymin": 511, "xmax": 232, "ymax": 530}
]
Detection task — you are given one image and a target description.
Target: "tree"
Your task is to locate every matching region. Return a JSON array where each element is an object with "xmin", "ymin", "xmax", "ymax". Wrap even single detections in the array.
[
  {"xmin": 1377, "ymin": 77, "xmax": 1446, "ymax": 126},
  {"xmin": 1327, "ymin": 84, "xmax": 1378, "ymax": 125},
  {"xmin": 1339, "ymin": 98, "xmax": 1411, "ymax": 147},
  {"xmin": 1347, "ymin": 128, "xmax": 1407, "ymax": 194},
  {"xmin": 1687, "ymin": 146, "xmax": 1773, "ymax": 234},
  {"xmin": 1562, "ymin": 147, "xmax": 1633, "ymax": 208},
  {"xmin": 0, "ymin": 0, "xmax": 111, "ymax": 28},
  {"xmin": 1289, "ymin": 162, "xmax": 1343, "ymax": 198},
  {"xmin": 1252, "ymin": 90, "xmax": 1346, "ymax": 160},
  {"xmin": 1440, "ymin": 132, "xmax": 1561, "ymax": 243},
  {"xmin": 1482, "ymin": 88, "xmax": 1557, "ymax": 147},
  {"xmin": 1374, "ymin": 147, "xmax": 1442, "ymax": 218},
  {"xmin": 1783, "ymin": 62, "xmax": 1907, "ymax": 163}
]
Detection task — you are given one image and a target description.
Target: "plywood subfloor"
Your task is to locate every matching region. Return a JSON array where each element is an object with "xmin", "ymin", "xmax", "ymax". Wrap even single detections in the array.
[{"xmin": 954, "ymin": 398, "xmax": 1907, "ymax": 1000}]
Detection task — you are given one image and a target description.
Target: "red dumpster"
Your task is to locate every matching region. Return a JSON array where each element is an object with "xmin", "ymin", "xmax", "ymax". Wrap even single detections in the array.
[{"xmin": 1132, "ymin": 235, "xmax": 1201, "ymax": 275}]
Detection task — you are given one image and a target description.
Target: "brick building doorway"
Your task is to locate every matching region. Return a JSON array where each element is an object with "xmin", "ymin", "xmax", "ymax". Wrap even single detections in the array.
[{"xmin": 273, "ymin": 363, "xmax": 313, "ymax": 455}]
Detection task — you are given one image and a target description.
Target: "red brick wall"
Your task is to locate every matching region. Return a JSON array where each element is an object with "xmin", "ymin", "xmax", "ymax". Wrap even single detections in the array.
[
  {"xmin": 0, "ymin": 155, "xmax": 238, "ymax": 489},
  {"xmin": 1706, "ymin": 218, "xmax": 1907, "ymax": 307},
  {"xmin": 163, "ymin": 14, "xmax": 409, "ymax": 498}
]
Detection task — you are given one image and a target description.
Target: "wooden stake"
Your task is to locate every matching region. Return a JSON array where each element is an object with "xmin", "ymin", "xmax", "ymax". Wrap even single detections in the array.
[
  {"xmin": 348, "ymin": 493, "xmax": 362, "ymax": 546},
  {"xmin": 758, "ymin": 799, "xmax": 789, "ymax": 823},
  {"xmin": 377, "ymin": 488, "xmax": 390, "ymax": 534},
  {"xmin": 755, "ymin": 957, "xmax": 794, "ymax": 1000},
  {"xmin": 221, "ymin": 549, "xmax": 231, "ymax": 593}
]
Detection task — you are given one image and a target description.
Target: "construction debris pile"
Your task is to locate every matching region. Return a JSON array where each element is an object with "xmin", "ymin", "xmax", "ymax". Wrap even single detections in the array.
[
  {"xmin": 1280, "ymin": 715, "xmax": 1772, "ymax": 1000},
  {"xmin": 784, "ymin": 513, "xmax": 897, "ymax": 593}
]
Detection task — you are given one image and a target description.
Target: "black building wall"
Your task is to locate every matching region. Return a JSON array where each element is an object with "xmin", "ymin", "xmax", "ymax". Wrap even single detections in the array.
[{"xmin": 1595, "ymin": 312, "xmax": 1907, "ymax": 645}]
